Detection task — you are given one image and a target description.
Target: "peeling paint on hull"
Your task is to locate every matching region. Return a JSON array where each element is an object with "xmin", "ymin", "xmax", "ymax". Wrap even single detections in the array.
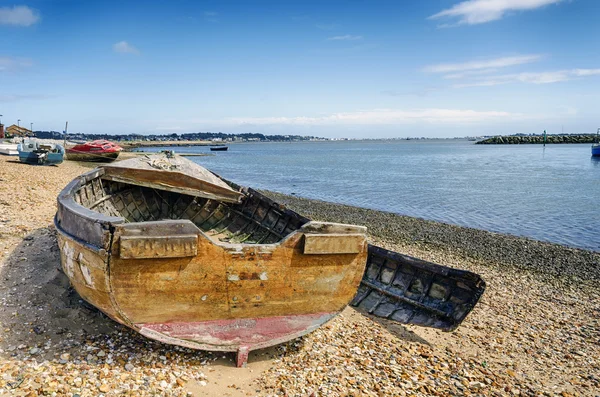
[{"xmin": 138, "ymin": 312, "xmax": 337, "ymax": 352}]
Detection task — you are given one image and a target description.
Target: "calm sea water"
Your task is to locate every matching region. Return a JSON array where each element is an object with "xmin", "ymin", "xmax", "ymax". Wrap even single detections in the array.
[{"xmin": 135, "ymin": 140, "xmax": 600, "ymax": 251}]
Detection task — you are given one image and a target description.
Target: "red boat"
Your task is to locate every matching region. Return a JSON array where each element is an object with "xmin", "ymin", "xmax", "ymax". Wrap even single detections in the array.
[{"xmin": 66, "ymin": 140, "xmax": 123, "ymax": 162}]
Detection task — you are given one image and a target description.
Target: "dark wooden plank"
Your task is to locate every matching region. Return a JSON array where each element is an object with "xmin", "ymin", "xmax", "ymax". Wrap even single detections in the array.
[{"xmin": 351, "ymin": 244, "xmax": 486, "ymax": 331}]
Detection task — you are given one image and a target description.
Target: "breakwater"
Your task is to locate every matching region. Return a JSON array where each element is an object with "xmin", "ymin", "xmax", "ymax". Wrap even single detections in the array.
[{"xmin": 477, "ymin": 134, "xmax": 597, "ymax": 144}]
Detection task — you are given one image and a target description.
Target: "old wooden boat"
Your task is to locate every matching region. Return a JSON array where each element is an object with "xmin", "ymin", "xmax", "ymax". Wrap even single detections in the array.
[
  {"xmin": 66, "ymin": 139, "xmax": 122, "ymax": 162},
  {"xmin": 55, "ymin": 153, "xmax": 485, "ymax": 366},
  {"xmin": 18, "ymin": 139, "xmax": 65, "ymax": 165}
]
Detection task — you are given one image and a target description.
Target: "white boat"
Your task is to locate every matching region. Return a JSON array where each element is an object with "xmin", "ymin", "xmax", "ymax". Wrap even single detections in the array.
[
  {"xmin": 17, "ymin": 139, "xmax": 65, "ymax": 165},
  {"xmin": 0, "ymin": 143, "xmax": 19, "ymax": 156}
]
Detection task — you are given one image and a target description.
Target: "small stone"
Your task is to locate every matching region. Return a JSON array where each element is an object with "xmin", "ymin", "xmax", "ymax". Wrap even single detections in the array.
[
  {"xmin": 199, "ymin": 381, "xmax": 207, "ymax": 387},
  {"xmin": 29, "ymin": 347, "xmax": 39, "ymax": 354},
  {"xmin": 97, "ymin": 350, "xmax": 106, "ymax": 357},
  {"xmin": 99, "ymin": 384, "xmax": 110, "ymax": 393},
  {"xmin": 125, "ymin": 363, "xmax": 134, "ymax": 371},
  {"xmin": 469, "ymin": 381, "xmax": 485, "ymax": 390}
]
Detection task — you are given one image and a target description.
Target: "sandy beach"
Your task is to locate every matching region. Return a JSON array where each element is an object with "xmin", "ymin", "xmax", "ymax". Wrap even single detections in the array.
[{"xmin": 0, "ymin": 154, "xmax": 598, "ymax": 397}]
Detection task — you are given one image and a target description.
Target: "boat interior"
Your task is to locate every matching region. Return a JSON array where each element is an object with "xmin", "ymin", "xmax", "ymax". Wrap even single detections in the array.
[
  {"xmin": 74, "ymin": 176, "xmax": 309, "ymax": 245},
  {"xmin": 19, "ymin": 139, "xmax": 64, "ymax": 154}
]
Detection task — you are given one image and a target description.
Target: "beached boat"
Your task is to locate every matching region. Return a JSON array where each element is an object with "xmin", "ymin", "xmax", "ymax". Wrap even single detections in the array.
[
  {"xmin": 55, "ymin": 153, "xmax": 485, "ymax": 366},
  {"xmin": 66, "ymin": 139, "xmax": 122, "ymax": 162},
  {"xmin": 210, "ymin": 145, "xmax": 228, "ymax": 151},
  {"xmin": 0, "ymin": 143, "xmax": 18, "ymax": 156},
  {"xmin": 592, "ymin": 128, "xmax": 600, "ymax": 157},
  {"xmin": 18, "ymin": 139, "xmax": 65, "ymax": 165}
]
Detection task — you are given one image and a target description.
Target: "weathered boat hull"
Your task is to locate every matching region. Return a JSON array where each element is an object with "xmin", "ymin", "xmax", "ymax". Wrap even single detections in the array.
[
  {"xmin": 0, "ymin": 144, "xmax": 18, "ymax": 156},
  {"xmin": 18, "ymin": 143, "xmax": 65, "ymax": 165},
  {"xmin": 55, "ymin": 154, "xmax": 485, "ymax": 366},
  {"xmin": 352, "ymin": 245, "xmax": 485, "ymax": 331},
  {"xmin": 65, "ymin": 140, "xmax": 122, "ymax": 162},
  {"xmin": 66, "ymin": 150, "xmax": 120, "ymax": 162}
]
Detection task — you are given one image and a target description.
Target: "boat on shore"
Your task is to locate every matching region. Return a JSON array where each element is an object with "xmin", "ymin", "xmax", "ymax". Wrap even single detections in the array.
[
  {"xmin": 592, "ymin": 128, "xmax": 600, "ymax": 157},
  {"xmin": 0, "ymin": 143, "xmax": 18, "ymax": 156},
  {"xmin": 210, "ymin": 145, "xmax": 228, "ymax": 151},
  {"xmin": 66, "ymin": 140, "xmax": 122, "ymax": 162},
  {"xmin": 55, "ymin": 152, "xmax": 485, "ymax": 366},
  {"xmin": 18, "ymin": 139, "xmax": 65, "ymax": 165}
]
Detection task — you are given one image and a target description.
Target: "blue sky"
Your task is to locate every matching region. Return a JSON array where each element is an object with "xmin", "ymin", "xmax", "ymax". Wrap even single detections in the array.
[{"xmin": 1, "ymin": 0, "xmax": 600, "ymax": 138}]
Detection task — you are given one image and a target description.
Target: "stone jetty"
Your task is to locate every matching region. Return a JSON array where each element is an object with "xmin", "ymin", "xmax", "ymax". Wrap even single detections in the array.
[{"xmin": 477, "ymin": 134, "xmax": 597, "ymax": 144}]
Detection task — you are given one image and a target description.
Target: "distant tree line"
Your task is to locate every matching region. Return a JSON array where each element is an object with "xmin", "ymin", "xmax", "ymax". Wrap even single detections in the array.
[{"xmin": 32, "ymin": 131, "xmax": 325, "ymax": 142}]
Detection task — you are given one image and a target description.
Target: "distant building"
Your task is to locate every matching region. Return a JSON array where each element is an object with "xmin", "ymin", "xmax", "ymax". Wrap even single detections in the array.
[
  {"xmin": 6, "ymin": 124, "xmax": 32, "ymax": 137},
  {"xmin": 0, "ymin": 124, "xmax": 4, "ymax": 139}
]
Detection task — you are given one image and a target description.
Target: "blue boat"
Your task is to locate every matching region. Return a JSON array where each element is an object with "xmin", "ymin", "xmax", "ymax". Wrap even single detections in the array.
[
  {"xmin": 593, "ymin": 128, "xmax": 600, "ymax": 157},
  {"xmin": 17, "ymin": 139, "xmax": 65, "ymax": 165}
]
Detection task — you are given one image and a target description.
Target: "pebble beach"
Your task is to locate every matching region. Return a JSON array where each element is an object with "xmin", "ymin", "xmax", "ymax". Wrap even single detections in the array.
[{"xmin": 0, "ymin": 154, "xmax": 598, "ymax": 397}]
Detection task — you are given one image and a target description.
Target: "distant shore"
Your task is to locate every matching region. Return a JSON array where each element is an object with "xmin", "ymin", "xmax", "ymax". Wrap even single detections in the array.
[{"xmin": 120, "ymin": 140, "xmax": 216, "ymax": 150}]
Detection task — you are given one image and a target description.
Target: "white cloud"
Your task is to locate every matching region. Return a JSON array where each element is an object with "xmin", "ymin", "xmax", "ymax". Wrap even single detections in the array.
[
  {"xmin": 424, "ymin": 54, "xmax": 543, "ymax": 73},
  {"xmin": 113, "ymin": 41, "xmax": 140, "ymax": 55},
  {"xmin": 204, "ymin": 11, "xmax": 218, "ymax": 17},
  {"xmin": 327, "ymin": 35, "xmax": 363, "ymax": 41},
  {"xmin": 219, "ymin": 108, "xmax": 520, "ymax": 126},
  {"xmin": 572, "ymin": 68, "xmax": 600, "ymax": 77},
  {"xmin": 429, "ymin": 0, "xmax": 563, "ymax": 25},
  {"xmin": 0, "ymin": 56, "xmax": 33, "ymax": 72},
  {"xmin": 454, "ymin": 68, "xmax": 600, "ymax": 87},
  {"xmin": 0, "ymin": 5, "xmax": 40, "ymax": 26},
  {"xmin": 0, "ymin": 94, "xmax": 54, "ymax": 102},
  {"xmin": 443, "ymin": 68, "xmax": 500, "ymax": 79}
]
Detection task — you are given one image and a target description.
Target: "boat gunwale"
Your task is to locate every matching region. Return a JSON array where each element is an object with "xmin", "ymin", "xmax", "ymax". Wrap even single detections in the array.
[{"xmin": 57, "ymin": 166, "xmax": 364, "ymax": 251}]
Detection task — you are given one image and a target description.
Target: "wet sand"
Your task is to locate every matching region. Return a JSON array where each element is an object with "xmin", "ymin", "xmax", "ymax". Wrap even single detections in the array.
[{"xmin": 0, "ymin": 154, "xmax": 598, "ymax": 396}]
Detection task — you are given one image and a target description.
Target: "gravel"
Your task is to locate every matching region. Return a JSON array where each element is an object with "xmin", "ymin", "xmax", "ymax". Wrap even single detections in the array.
[{"xmin": 0, "ymin": 156, "xmax": 598, "ymax": 396}]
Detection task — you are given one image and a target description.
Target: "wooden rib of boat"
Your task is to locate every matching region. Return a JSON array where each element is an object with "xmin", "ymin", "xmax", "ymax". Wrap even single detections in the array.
[{"xmin": 55, "ymin": 152, "xmax": 485, "ymax": 367}]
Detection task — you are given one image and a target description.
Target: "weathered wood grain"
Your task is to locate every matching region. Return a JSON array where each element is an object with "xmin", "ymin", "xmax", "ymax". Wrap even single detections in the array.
[{"xmin": 304, "ymin": 233, "xmax": 366, "ymax": 254}]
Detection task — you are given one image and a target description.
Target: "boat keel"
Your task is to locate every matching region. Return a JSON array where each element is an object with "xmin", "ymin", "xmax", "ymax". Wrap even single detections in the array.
[{"xmin": 236, "ymin": 346, "xmax": 250, "ymax": 368}]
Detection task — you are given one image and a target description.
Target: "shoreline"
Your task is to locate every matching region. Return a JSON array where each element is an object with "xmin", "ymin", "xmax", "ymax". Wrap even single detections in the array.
[
  {"xmin": 262, "ymin": 190, "xmax": 600, "ymax": 281},
  {"xmin": 0, "ymin": 155, "xmax": 598, "ymax": 396},
  {"xmin": 120, "ymin": 140, "xmax": 215, "ymax": 150}
]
